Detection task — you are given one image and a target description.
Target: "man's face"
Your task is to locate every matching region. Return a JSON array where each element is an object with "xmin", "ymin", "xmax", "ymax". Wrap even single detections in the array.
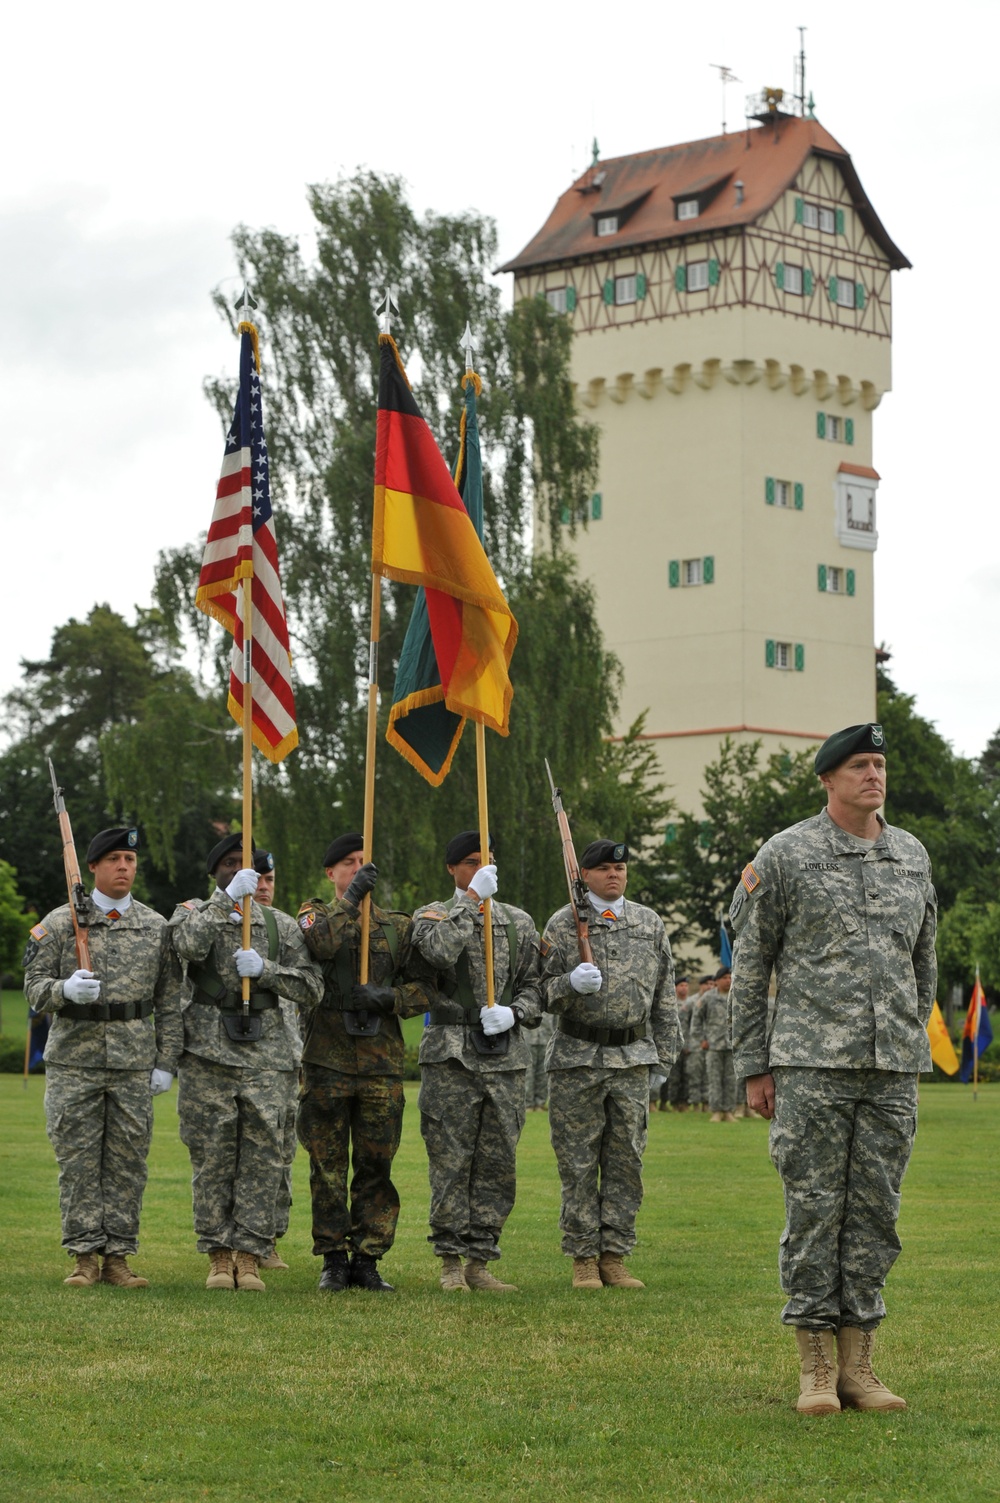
[
  {"xmin": 214, "ymin": 849, "xmax": 244, "ymax": 886},
  {"xmin": 255, "ymin": 872, "xmax": 275, "ymax": 906},
  {"xmin": 327, "ymin": 850, "xmax": 364, "ymax": 901},
  {"xmin": 715, "ymin": 974, "xmax": 731, "ymax": 996},
  {"xmin": 821, "ymin": 753, "xmax": 887, "ymax": 819},
  {"xmin": 447, "ymin": 851, "xmax": 493, "ymax": 894},
  {"xmin": 89, "ymin": 850, "xmax": 137, "ymax": 900},
  {"xmin": 675, "ymin": 980, "xmax": 689, "ymax": 1001},
  {"xmin": 582, "ymin": 861, "xmax": 628, "ymax": 903}
]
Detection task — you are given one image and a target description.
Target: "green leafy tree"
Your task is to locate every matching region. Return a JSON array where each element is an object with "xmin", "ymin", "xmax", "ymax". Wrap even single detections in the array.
[{"xmin": 0, "ymin": 860, "xmax": 37, "ymax": 983}]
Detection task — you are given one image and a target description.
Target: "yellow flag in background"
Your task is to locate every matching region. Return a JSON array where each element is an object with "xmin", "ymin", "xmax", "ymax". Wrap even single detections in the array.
[{"xmin": 927, "ymin": 1001, "xmax": 959, "ymax": 1075}]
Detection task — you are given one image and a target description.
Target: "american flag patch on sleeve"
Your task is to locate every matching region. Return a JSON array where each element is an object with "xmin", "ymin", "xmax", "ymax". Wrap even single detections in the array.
[
  {"xmin": 30, "ymin": 922, "xmax": 48, "ymax": 940},
  {"xmin": 741, "ymin": 863, "xmax": 761, "ymax": 894}
]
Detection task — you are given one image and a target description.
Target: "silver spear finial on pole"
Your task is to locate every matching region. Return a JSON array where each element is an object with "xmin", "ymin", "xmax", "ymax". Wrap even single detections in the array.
[{"xmin": 375, "ymin": 285, "xmax": 400, "ymax": 336}]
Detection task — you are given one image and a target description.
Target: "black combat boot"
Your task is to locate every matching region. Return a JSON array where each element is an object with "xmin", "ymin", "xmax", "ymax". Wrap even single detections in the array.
[
  {"xmin": 318, "ymin": 1250, "xmax": 350, "ymax": 1292},
  {"xmin": 349, "ymin": 1252, "xmax": 395, "ymax": 1292}
]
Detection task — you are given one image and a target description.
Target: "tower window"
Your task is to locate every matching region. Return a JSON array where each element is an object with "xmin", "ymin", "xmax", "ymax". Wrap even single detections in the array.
[
  {"xmin": 774, "ymin": 641, "xmax": 791, "ymax": 670},
  {"xmin": 546, "ymin": 288, "xmax": 567, "ymax": 314},
  {"xmin": 596, "ymin": 215, "xmax": 619, "ymax": 237},
  {"xmin": 835, "ymin": 278, "xmax": 856, "ymax": 308},
  {"xmin": 615, "ymin": 274, "xmax": 637, "ymax": 305},
  {"xmin": 687, "ymin": 260, "xmax": 709, "ymax": 292},
  {"xmin": 683, "ymin": 558, "xmax": 702, "ymax": 586},
  {"xmin": 784, "ymin": 264, "xmax": 803, "ymax": 295},
  {"xmin": 677, "ymin": 199, "xmax": 699, "ymax": 221}
]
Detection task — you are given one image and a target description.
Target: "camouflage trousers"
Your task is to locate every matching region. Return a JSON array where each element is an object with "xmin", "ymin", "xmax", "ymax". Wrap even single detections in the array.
[
  {"xmin": 177, "ymin": 1052, "xmax": 292, "ymax": 1259},
  {"xmin": 524, "ymin": 1039, "xmax": 549, "ymax": 1110},
  {"xmin": 419, "ymin": 1060, "xmax": 525, "ymax": 1262},
  {"xmin": 707, "ymin": 1048, "xmax": 737, "ymax": 1113},
  {"xmin": 769, "ymin": 1067, "xmax": 919, "ymax": 1331},
  {"xmin": 548, "ymin": 1064, "xmax": 649, "ymax": 1258},
  {"xmin": 660, "ymin": 1056, "xmax": 687, "ymax": 1107},
  {"xmin": 274, "ymin": 1067, "xmax": 300, "ymax": 1242},
  {"xmin": 684, "ymin": 1047, "xmax": 707, "ymax": 1105},
  {"xmin": 44, "ymin": 1064, "xmax": 153, "ymax": 1257},
  {"xmin": 297, "ymin": 1064, "xmax": 404, "ymax": 1259}
]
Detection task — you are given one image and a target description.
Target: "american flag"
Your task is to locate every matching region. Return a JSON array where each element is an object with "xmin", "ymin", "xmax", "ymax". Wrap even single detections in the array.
[{"xmin": 195, "ymin": 324, "xmax": 298, "ymax": 762}]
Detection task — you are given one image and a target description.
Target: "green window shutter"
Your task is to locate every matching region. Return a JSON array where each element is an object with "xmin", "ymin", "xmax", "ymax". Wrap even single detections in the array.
[
  {"xmin": 775, "ymin": 261, "xmax": 785, "ymax": 289},
  {"xmin": 828, "ymin": 275, "xmax": 838, "ymax": 302},
  {"xmin": 565, "ymin": 286, "xmax": 577, "ymax": 312},
  {"xmin": 668, "ymin": 560, "xmax": 680, "ymax": 588},
  {"xmin": 591, "ymin": 492, "xmax": 602, "ymax": 520},
  {"xmin": 794, "ymin": 197, "xmax": 804, "ymax": 224},
  {"xmin": 709, "ymin": 258, "xmax": 720, "ymax": 285},
  {"xmin": 675, "ymin": 264, "xmax": 687, "ymax": 292},
  {"xmin": 794, "ymin": 482, "xmax": 804, "ymax": 510},
  {"xmin": 765, "ymin": 639, "xmax": 776, "ymax": 668},
  {"xmin": 855, "ymin": 281, "xmax": 865, "ymax": 310},
  {"xmin": 846, "ymin": 568, "xmax": 856, "ymax": 597},
  {"xmin": 794, "ymin": 643, "xmax": 805, "ymax": 672},
  {"xmin": 817, "ymin": 564, "xmax": 827, "ymax": 592},
  {"xmin": 703, "ymin": 555, "xmax": 714, "ymax": 584},
  {"xmin": 845, "ymin": 417, "xmax": 855, "ymax": 446},
  {"xmin": 765, "ymin": 476, "xmax": 775, "ymax": 504},
  {"xmin": 560, "ymin": 505, "xmax": 570, "ymax": 524},
  {"xmin": 816, "ymin": 411, "xmax": 826, "ymax": 439},
  {"xmin": 804, "ymin": 268, "xmax": 814, "ymax": 295},
  {"xmin": 603, "ymin": 279, "xmax": 614, "ymax": 305},
  {"xmin": 836, "ymin": 208, "xmax": 845, "ymax": 235},
  {"xmin": 664, "ymin": 823, "xmax": 677, "ymax": 845},
  {"xmin": 698, "ymin": 822, "xmax": 711, "ymax": 850},
  {"xmin": 636, "ymin": 272, "xmax": 647, "ymax": 299}
]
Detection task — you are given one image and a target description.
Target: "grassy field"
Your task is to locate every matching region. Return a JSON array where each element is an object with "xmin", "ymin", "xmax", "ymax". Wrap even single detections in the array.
[{"xmin": 0, "ymin": 1007, "xmax": 997, "ymax": 1502}]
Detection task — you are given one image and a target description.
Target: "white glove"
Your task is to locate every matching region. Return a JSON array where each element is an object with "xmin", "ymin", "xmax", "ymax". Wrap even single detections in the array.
[
  {"xmin": 570, "ymin": 962, "xmax": 603, "ymax": 995},
  {"xmin": 467, "ymin": 864, "xmax": 498, "ymax": 901},
  {"xmin": 480, "ymin": 1004, "xmax": 516, "ymax": 1035},
  {"xmin": 150, "ymin": 1069, "xmax": 173, "ymax": 1096},
  {"xmin": 225, "ymin": 868, "xmax": 259, "ymax": 901},
  {"xmin": 234, "ymin": 948, "xmax": 264, "ymax": 979},
  {"xmin": 63, "ymin": 969, "xmax": 101, "ymax": 1004}
]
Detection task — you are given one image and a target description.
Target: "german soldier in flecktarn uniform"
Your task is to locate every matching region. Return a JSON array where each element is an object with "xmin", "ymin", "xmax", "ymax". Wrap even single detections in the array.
[
  {"xmin": 411, "ymin": 830, "xmax": 543, "ymax": 1294},
  {"xmin": 24, "ymin": 827, "xmax": 182, "ymax": 1288},
  {"xmin": 730, "ymin": 722, "xmax": 937, "ymax": 1415},
  {"xmin": 170, "ymin": 833, "xmax": 322, "ymax": 1293},
  {"xmin": 296, "ymin": 832, "xmax": 436, "ymax": 1293},
  {"xmin": 540, "ymin": 840, "xmax": 679, "ymax": 1291}
]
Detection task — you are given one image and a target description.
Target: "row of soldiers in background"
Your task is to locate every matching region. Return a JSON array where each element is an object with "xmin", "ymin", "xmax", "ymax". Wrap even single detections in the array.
[
  {"xmin": 24, "ymin": 824, "xmax": 677, "ymax": 1295},
  {"xmin": 655, "ymin": 968, "xmax": 763, "ymax": 1121}
]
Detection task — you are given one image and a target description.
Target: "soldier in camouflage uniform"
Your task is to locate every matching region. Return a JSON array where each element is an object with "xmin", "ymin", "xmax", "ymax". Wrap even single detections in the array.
[
  {"xmin": 704, "ymin": 967, "xmax": 737, "ymax": 1121},
  {"xmin": 296, "ymin": 832, "xmax": 435, "ymax": 1293},
  {"xmin": 524, "ymin": 1009, "xmax": 555, "ymax": 1110},
  {"xmin": 171, "ymin": 833, "xmax": 322, "ymax": 1292},
  {"xmin": 684, "ymin": 976, "xmax": 712, "ymax": 1110},
  {"xmin": 730, "ymin": 723, "xmax": 936, "ymax": 1415},
  {"xmin": 412, "ymin": 830, "xmax": 542, "ymax": 1293},
  {"xmin": 660, "ymin": 976, "xmax": 691, "ymax": 1110},
  {"xmin": 24, "ymin": 827, "xmax": 182, "ymax": 1288},
  {"xmin": 251, "ymin": 848, "xmax": 297, "ymax": 1273},
  {"xmin": 541, "ymin": 840, "xmax": 679, "ymax": 1290}
]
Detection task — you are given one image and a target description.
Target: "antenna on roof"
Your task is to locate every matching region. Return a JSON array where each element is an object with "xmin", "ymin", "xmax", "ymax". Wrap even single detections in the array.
[
  {"xmin": 711, "ymin": 64, "xmax": 741, "ymax": 135},
  {"xmin": 795, "ymin": 27, "xmax": 807, "ymax": 117}
]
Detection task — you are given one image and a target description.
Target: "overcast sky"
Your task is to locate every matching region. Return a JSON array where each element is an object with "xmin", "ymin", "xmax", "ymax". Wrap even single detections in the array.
[{"xmin": 3, "ymin": 0, "xmax": 997, "ymax": 759}]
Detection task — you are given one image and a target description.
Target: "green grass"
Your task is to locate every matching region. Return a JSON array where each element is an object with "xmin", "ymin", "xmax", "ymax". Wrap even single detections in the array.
[{"xmin": 0, "ymin": 1052, "xmax": 997, "ymax": 1502}]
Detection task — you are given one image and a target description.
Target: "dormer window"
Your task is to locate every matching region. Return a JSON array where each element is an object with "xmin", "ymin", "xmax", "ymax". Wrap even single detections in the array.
[
  {"xmin": 677, "ymin": 199, "xmax": 699, "ymax": 221},
  {"xmin": 596, "ymin": 215, "xmax": 619, "ymax": 237}
]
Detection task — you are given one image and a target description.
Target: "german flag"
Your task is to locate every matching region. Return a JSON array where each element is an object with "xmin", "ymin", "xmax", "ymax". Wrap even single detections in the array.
[{"xmin": 375, "ymin": 337, "xmax": 516, "ymax": 773}]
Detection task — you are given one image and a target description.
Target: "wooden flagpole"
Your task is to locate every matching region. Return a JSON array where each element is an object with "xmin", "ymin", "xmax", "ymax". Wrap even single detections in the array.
[
  {"xmin": 359, "ymin": 570, "xmax": 381, "ymax": 985},
  {"xmin": 476, "ymin": 721, "xmax": 496, "ymax": 1009},
  {"xmin": 239, "ymin": 575, "xmax": 254, "ymax": 1022}
]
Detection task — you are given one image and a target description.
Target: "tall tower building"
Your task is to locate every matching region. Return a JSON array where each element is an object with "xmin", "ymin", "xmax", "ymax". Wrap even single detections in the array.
[{"xmin": 500, "ymin": 101, "xmax": 908, "ymax": 813}]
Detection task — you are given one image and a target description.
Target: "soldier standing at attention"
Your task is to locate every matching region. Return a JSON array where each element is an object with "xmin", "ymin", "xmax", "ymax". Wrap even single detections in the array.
[
  {"xmin": 295, "ymin": 833, "xmax": 435, "ymax": 1293},
  {"xmin": 704, "ymin": 967, "xmax": 737, "ymax": 1122},
  {"xmin": 171, "ymin": 833, "xmax": 322, "ymax": 1292},
  {"xmin": 685, "ymin": 975, "xmax": 713, "ymax": 1112},
  {"xmin": 660, "ymin": 975, "xmax": 691, "ymax": 1111},
  {"xmin": 730, "ymin": 723, "xmax": 936, "ymax": 1415},
  {"xmin": 540, "ymin": 840, "xmax": 679, "ymax": 1290},
  {"xmin": 524, "ymin": 1010, "xmax": 555, "ymax": 1111},
  {"xmin": 411, "ymin": 831, "xmax": 542, "ymax": 1293},
  {"xmin": 24, "ymin": 828, "xmax": 182, "ymax": 1288}
]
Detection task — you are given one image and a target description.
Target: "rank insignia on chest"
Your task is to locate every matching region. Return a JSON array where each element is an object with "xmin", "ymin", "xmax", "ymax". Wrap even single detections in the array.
[
  {"xmin": 740, "ymin": 863, "xmax": 761, "ymax": 895},
  {"xmin": 601, "ymin": 910, "xmax": 617, "ymax": 922}
]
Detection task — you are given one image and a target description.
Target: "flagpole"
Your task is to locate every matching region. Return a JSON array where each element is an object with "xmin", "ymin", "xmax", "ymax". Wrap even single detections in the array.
[
  {"xmin": 237, "ymin": 290, "xmax": 256, "ymax": 1024},
  {"xmin": 359, "ymin": 570, "xmax": 381, "ymax": 985},
  {"xmin": 476, "ymin": 721, "xmax": 496, "ymax": 1010}
]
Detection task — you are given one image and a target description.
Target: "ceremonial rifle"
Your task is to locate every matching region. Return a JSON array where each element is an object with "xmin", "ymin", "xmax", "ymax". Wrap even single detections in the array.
[
  {"xmin": 544, "ymin": 759, "xmax": 593, "ymax": 964},
  {"xmin": 47, "ymin": 758, "xmax": 92, "ymax": 971}
]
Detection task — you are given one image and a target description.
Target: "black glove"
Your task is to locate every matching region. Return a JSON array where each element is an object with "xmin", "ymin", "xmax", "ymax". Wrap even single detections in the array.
[
  {"xmin": 350, "ymin": 983, "xmax": 396, "ymax": 1017},
  {"xmin": 343, "ymin": 862, "xmax": 378, "ymax": 908}
]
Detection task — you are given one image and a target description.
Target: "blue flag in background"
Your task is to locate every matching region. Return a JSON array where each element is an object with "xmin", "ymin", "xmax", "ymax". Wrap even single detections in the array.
[
  {"xmin": 27, "ymin": 1008, "xmax": 50, "ymax": 1071},
  {"xmin": 719, "ymin": 917, "xmax": 733, "ymax": 969}
]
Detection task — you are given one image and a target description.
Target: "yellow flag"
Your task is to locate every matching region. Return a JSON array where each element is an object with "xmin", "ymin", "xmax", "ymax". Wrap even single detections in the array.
[{"xmin": 927, "ymin": 1000, "xmax": 959, "ymax": 1075}]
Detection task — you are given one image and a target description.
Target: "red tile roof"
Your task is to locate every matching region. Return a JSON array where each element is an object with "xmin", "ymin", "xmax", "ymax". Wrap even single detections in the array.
[
  {"xmin": 838, "ymin": 462, "xmax": 881, "ymax": 480},
  {"xmin": 499, "ymin": 117, "xmax": 909, "ymax": 274}
]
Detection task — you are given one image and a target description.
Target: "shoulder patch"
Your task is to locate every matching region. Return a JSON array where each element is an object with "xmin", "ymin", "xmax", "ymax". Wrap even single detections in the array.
[
  {"xmin": 418, "ymin": 911, "xmax": 447, "ymax": 921},
  {"xmin": 30, "ymin": 922, "xmax": 48, "ymax": 941},
  {"xmin": 539, "ymin": 937, "xmax": 553, "ymax": 957},
  {"xmin": 299, "ymin": 911, "xmax": 316, "ymax": 930},
  {"xmin": 740, "ymin": 863, "xmax": 761, "ymax": 894},
  {"xmin": 182, "ymin": 900, "xmax": 199, "ymax": 910}
]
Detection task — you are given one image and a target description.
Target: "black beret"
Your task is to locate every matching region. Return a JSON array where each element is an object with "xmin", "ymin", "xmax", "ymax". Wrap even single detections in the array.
[
  {"xmin": 700, "ymin": 975, "xmax": 714, "ymax": 985},
  {"xmin": 323, "ymin": 833, "xmax": 364, "ymax": 868},
  {"xmin": 253, "ymin": 849, "xmax": 275, "ymax": 875},
  {"xmin": 206, "ymin": 832, "xmax": 250, "ymax": 875},
  {"xmin": 814, "ymin": 722, "xmax": 886, "ymax": 776},
  {"xmin": 580, "ymin": 840, "xmax": 629, "ymax": 868},
  {"xmin": 675, "ymin": 975, "xmax": 690, "ymax": 985},
  {"xmin": 87, "ymin": 827, "xmax": 139, "ymax": 863},
  {"xmin": 446, "ymin": 830, "xmax": 494, "ymax": 865},
  {"xmin": 714, "ymin": 966, "xmax": 731, "ymax": 981}
]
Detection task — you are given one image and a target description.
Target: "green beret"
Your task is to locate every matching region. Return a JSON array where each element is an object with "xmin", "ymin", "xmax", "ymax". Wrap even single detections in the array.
[
  {"xmin": 87, "ymin": 827, "xmax": 139, "ymax": 863},
  {"xmin": 814, "ymin": 723, "xmax": 886, "ymax": 775},
  {"xmin": 580, "ymin": 840, "xmax": 629, "ymax": 867}
]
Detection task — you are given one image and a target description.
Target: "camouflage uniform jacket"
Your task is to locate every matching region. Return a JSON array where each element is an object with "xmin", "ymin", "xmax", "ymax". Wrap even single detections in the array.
[
  {"xmin": 675, "ymin": 994, "xmax": 693, "ymax": 1051},
  {"xmin": 296, "ymin": 894, "xmax": 436, "ymax": 1076},
  {"xmin": 411, "ymin": 894, "xmax": 543, "ymax": 1073},
  {"xmin": 730, "ymin": 809, "xmax": 937, "ymax": 1077},
  {"xmin": 541, "ymin": 900, "xmax": 679, "ymax": 1071},
  {"xmin": 687, "ymin": 991, "xmax": 708, "ymax": 1050},
  {"xmin": 24, "ymin": 896, "xmax": 182, "ymax": 1072},
  {"xmin": 701, "ymin": 987, "xmax": 732, "ymax": 1051},
  {"xmin": 170, "ymin": 888, "xmax": 322, "ymax": 1070}
]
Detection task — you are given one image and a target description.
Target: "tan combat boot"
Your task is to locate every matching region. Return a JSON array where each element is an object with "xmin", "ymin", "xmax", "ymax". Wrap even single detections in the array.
[
  {"xmin": 837, "ymin": 1327, "xmax": 907, "ymax": 1411},
  {"xmin": 722, "ymin": 1111, "xmax": 738, "ymax": 1122},
  {"xmin": 234, "ymin": 1250, "xmax": 266, "ymax": 1292},
  {"xmin": 64, "ymin": 1253, "xmax": 101, "ymax": 1287},
  {"xmin": 259, "ymin": 1246, "xmax": 289, "ymax": 1271},
  {"xmin": 101, "ymin": 1255, "xmax": 149, "ymax": 1288},
  {"xmin": 439, "ymin": 1254, "xmax": 469, "ymax": 1292},
  {"xmin": 710, "ymin": 1111, "xmax": 724, "ymax": 1122},
  {"xmin": 598, "ymin": 1254, "xmax": 645, "ymax": 1289},
  {"xmin": 571, "ymin": 1256, "xmax": 603, "ymax": 1290},
  {"xmin": 205, "ymin": 1247, "xmax": 236, "ymax": 1289},
  {"xmin": 464, "ymin": 1259, "xmax": 518, "ymax": 1292},
  {"xmin": 794, "ymin": 1328, "xmax": 841, "ymax": 1415}
]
